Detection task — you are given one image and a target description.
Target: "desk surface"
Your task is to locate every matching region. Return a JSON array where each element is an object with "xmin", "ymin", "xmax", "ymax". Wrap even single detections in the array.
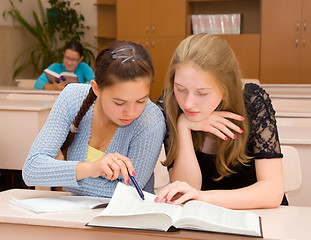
[
  {"xmin": 276, "ymin": 112, "xmax": 311, "ymax": 118},
  {"xmin": 278, "ymin": 126, "xmax": 311, "ymax": 145},
  {"xmin": 261, "ymin": 84, "xmax": 311, "ymax": 96},
  {"xmin": 1, "ymin": 189, "xmax": 310, "ymax": 240},
  {"xmin": 270, "ymin": 94, "xmax": 311, "ymax": 99},
  {"xmin": 0, "ymin": 86, "xmax": 60, "ymax": 95},
  {"xmin": 0, "ymin": 98, "xmax": 54, "ymax": 111},
  {"xmin": 261, "ymin": 84, "xmax": 311, "ymax": 88}
]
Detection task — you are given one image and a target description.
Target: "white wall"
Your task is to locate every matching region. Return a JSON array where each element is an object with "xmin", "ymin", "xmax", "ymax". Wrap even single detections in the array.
[
  {"xmin": 0, "ymin": 0, "xmax": 97, "ymax": 85},
  {"xmin": 0, "ymin": 0, "xmax": 97, "ymax": 31}
]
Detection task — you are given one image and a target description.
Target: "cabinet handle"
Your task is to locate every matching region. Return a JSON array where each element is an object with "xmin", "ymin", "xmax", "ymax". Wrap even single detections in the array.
[
  {"xmin": 146, "ymin": 41, "xmax": 149, "ymax": 48},
  {"xmin": 152, "ymin": 25, "xmax": 155, "ymax": 34},
  {"xmin": 296, "ymin": 38, "xmax": 299, "ymax": 47},
  {"xmin": 303, "ymin": 39, "xmax": 306, "ymax": 48},
  {"xmin": 146, "ymin": 26, "xmax": 149, "ymax": 34},
  {"xmin": 152, "ymin": 40, "xmax": 155, "ymax": 48},
  {"xmin": 304, "ymin": 21, "xmax": 307, "ymax": 31},
  {"xmin": 297, "ymin": 21, "xmax": 300, "ymax": 31}
]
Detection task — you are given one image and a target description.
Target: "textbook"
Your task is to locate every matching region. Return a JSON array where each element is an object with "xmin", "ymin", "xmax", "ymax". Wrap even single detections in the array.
[
  {"xmin": 86, "ymin": 183, "xmax": 263, "ymax": 237},
  {"xmin": 10, "ymin": 195, "xmax": 110, "ymax": 213},
  {"xmin": 44, "ymin": 68, "xmax": 79, "ymax": 84}
]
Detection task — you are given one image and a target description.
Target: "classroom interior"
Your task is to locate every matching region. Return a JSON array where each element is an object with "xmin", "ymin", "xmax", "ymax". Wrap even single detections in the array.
[{"xmin": 0, "ymin": 0, "xmax": 310, "ymax": 235}]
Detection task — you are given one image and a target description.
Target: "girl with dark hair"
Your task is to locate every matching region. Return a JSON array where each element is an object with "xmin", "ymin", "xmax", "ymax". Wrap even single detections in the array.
[
  {"xmin": 23, "ymin": 41, "xmax": 166, "ymax": 197},
  {"xmin": 34, "ymin": 41, "xmax": 94, "ymax": 90}
]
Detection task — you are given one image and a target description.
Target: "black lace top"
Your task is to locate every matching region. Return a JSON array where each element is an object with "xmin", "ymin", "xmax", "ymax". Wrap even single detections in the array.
[{"xmin": 157, "ymin": 83, "xmax": 287, "ymax": 205}]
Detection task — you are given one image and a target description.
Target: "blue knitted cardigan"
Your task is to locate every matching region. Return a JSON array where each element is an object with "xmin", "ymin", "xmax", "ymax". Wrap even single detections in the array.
[{"xmin": 23, "ymin": 84, "xmax": 166, "ymax": 197}]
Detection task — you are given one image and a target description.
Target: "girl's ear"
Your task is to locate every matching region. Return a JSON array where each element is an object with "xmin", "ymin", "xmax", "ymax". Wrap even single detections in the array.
[
  {"xmin": 90, "ymin": 80, "xmax": 100, "ymax": 97},
  {"xmin": 79, "ymin": 56, "xmax": 84, "ymax": 63}
]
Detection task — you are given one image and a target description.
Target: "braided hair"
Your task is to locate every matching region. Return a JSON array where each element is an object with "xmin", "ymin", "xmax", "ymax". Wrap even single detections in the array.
[{"xmin": 60, "ymin": 41, "xmax": 154, "ymax": 159}]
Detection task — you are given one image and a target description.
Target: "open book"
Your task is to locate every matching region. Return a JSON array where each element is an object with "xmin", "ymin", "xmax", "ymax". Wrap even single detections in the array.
[
  {"xmin": 86, "ymin": 183, "xmax": 263, "ymax": 237},
  {"xmin": 10, "ymin": 195, "xmax": 110, "ymax": 213},
  {"xmin": 44, "ymin": 68, "xmax": 79, "ymax": 84}
]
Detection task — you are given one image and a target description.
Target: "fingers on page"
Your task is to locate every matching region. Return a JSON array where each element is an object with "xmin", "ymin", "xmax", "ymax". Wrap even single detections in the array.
[{"xmin": 155, "ymin": 184, "xmax": 173, "ymax": 202}]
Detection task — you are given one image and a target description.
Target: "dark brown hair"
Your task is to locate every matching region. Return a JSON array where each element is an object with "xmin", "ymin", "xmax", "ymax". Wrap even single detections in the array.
[
  {"xmin": 61, "ymin": 41, "xmax": 154, "ymax": 158},
  {"xmin": 64, "ymin": 41, "xmax": 84, "ymax": 57}
]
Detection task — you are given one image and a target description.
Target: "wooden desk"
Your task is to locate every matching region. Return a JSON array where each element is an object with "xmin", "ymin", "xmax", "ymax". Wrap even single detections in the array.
[
  {"xmin": 2, "ymin": 189, "xmax": 310, "ymax": 240},
  {"xmin": 261, "ymin": 84, "xmax": 311, "ymax": 95},
  {"xmin": 0, "ymin": 98, "xmax": 54, "ymax": 170},
  {"xmin": 271, "ymin": 97, "xmax": 311, "ymax": 117},
  {"xmin": 278, "ymin": 126, "xmax": 311, "ymax": 207},
  {"xmin": 0, "ymin": 86, "xmax": 60, "ymax": 101},
  {"xmin": 263, "ymin": 85, "xmax": 311, "ymax": 206}
]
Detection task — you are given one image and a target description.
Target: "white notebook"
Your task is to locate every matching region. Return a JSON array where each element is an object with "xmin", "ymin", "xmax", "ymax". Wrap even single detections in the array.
[{"xmin": 10, "ymin": 195, "xmax": 110, "ymax": 213}]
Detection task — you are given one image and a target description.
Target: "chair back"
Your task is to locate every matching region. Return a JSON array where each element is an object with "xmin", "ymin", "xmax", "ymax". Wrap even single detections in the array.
[
  {"xmin": 281, "ymin": 145, "xmax": 302, "ymax": 192},
  {"xmin": 154, "ymin": 144, "xmax": 169, "ymax": 193}
]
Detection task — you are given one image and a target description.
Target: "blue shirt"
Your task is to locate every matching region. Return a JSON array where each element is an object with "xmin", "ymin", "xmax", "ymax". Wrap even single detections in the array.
[
  {"xmin": 34, "ymin": 62, "xmax": 95, "ymax": 89},
  {"xmin": 23, "ymin": 84, "xmax": 166, "ymax": 197}
]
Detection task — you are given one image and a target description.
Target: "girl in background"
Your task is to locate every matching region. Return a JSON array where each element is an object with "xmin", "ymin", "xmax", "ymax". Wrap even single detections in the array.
[{"xmin": 35, "ymin": 41, "xmax": 94, "ymax": 90}]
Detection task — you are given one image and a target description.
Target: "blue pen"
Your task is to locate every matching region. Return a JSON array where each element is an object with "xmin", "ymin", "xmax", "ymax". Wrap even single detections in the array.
[{"xmin": 128, "ymin": 171, "xmax": 145, "ymax": 200}]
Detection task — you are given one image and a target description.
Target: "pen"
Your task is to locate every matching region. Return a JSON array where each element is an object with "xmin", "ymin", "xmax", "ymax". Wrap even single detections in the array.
[{"xmin": 128, "ymin": 171, "xmax": 145, "ymax": 200}]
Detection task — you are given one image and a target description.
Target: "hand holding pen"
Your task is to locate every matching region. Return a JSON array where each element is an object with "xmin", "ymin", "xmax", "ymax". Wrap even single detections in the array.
[
  {"xmin": 76, "ymin": 152, "xmax": 144, "ymax": 200},
  {"xmin": 109, "ymin": 155, "xmax": 144, "ymax": 200},
  {"xmin": 77, "ymin": 152, "xmax": 135, "ymax": 185}
]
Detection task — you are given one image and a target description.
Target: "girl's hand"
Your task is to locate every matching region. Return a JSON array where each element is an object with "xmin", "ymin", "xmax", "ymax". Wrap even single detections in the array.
[
  {"xmin": 179, "ymin": 111, "xmax": 245, "ymax": 140},
  {"xmin": 154, "ymin": 181, "xmax": 201, "ymax": 205},
  {"xmin": 76, "ymin": 152, "xmax": 135, "ymax": 184},
  {"xmin": 51, "ymin": 78, "xmax": 69, "ymax": 90}
]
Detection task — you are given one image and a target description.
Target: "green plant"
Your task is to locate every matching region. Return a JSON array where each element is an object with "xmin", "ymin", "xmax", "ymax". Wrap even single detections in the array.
[{"xmin": 3, "ymin": 0, "xmax": 97, "ymax": 79}]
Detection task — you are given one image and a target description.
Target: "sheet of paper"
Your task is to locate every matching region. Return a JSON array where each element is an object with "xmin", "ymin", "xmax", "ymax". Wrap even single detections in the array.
[{"xmin": 10, "ymin": 195, "xmax": 110, "ymax": 213}]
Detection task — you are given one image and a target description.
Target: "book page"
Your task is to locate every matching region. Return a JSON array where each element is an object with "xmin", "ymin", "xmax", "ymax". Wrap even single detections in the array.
[
  {"xmin": 98, "ymin": 183, "xmax": 183, "ymax": 223},
  {"xmin": 60, "ymin": 72, "xmax": 79, "ymax": 83},
  {"xmin": 175, "ymin": 200, "xmax": 261, "ymax": 236},
  {"xmin": 44, "ymin": 69, "xmax": 60, "ymax": 83},
  {"xmin": 10, "ymin": 195, "xmax": 110, "ymax": 213}
]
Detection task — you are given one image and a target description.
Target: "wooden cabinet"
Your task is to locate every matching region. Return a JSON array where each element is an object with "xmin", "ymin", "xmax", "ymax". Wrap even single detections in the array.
[
  {"xmin": 299, "ymin": 0, "xmax": 311, "ymax": 84},
  {"xmin": 96, "ymin": 0, "xmax": 117, "ymax": 50},
  {"xmin": 117, "ymin": 0, "xmax": 186, "ymax": 38},
  {"xmin": 97, "ymin": 0, "xmax": 262, "ymax": 101},
  {"xmin": 96, "ymin": 0, "xmax": 311, "ymax": 97},
  {"xmin": 116, "ymin": 0, "xmax": 186, "ymax": 102},
  {"xmin": 187, "ymin": 0, "xmax": 261, "ymax": 80},
  {"xmin": 116, "ymin": 0, "xmax": 151, "ymax": 38},
  {"xmin": 260, "ymin": 0, "xmax": 311, "ymax": 84}
]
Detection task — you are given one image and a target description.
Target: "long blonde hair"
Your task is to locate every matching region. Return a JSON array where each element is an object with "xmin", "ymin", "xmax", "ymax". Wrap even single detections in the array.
[{"xmin": 164, "ymin": 34, "xmax": 250, "ymax": 180}]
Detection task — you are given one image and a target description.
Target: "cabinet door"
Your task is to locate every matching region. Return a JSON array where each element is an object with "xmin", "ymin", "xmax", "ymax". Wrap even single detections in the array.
[
  {"xmin": 151, "ymin": 0, "xmax": 186, "ymax": 37},
  {"xmin": 117, "ymin": 0, "xmax": 151, "ymax": 37},
  {"xmin": 220, "ymin": 34, "xmax": 260, "ymax": 79},
  {"xmin": 300, "ymin": 0, "xmax": 311, "ymax": 84},
  {"xmin": 260, "ymin": 0, "xmax": 301, "ymax": 84},
  {"xmin": 117, "ymin": 36, "xmax": 151, "ymax": 51},
  {"xmin": 149, "ymin": 36, "xmax": 184, "ymax": 102}
]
